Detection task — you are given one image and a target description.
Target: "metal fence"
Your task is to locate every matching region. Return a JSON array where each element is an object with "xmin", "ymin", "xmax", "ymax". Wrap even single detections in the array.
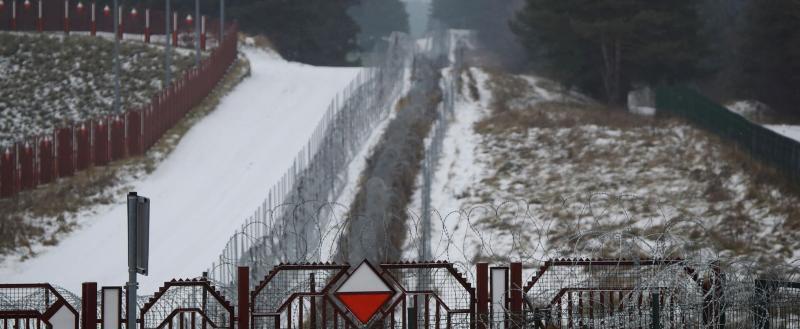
[
  {"xmin": 0, "ymin": 10, "xmax": 239, "ymax": 198},
  {"xmin": 204, "ymin": 32, "xmax": 415, "ymax": 297},
  {"xmin": 655, "ymin": 86, "xmax": 800, "ymax": 185}
]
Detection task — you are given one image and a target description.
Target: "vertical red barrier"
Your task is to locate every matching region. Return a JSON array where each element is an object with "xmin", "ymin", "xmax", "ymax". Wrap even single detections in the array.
[
  {"xmin": 476, "ymin": 263, "xmax": 489, "ymax": 329},
  {"xmin": 56, "ymin": 127, "xmax": 75, "ymax": 178},
  {"xmin": 76, "ymin": 123, "xmax": 91, "ymax": 170},
  {"xmin": 19, "ymin": 142, "xmax": 36, "ymax": 190},
  {"xmin": 81, "ymin": 282, "xmax": 98, "ymax": 329},
  {"xmin": 171, "ymin": 11, "xmax": 177, "ymax": 46},
  {"xmin": 63, "ymin": 0, "xmax": 69, "ymax": 33},
  {"xmin": 238, "ymin": 267, "xmax": 250, "ymax": 329},
  {"xmin": 94, "ymin": 118, "xmax": 109, "ymax": 166},
  {"xmin": 200, "ymin": 15, "xmax": 205, "ymax": 50},
  {"xmin": 0, "ymin": 148, "xmax": 17, "ymax": 197},
  {"xmin": 36, "ymin": 0, "xmax": 42, "ymax": 31},
  {"xmin": 509, "ymin": 262, "xmax": 522, "ymax": 329},
  {"xmin": 39, "ymin": 137, "xmax": 55, "ymax": 184},
  {"xmin": 127, "ymin": 111, "xmax": 142, "ymax": 156},
  {"xmin": 90, "ymin": 2, "xmax": 96, "ymax": 35},
  {"xmin": 110, "ymin": 116, "xmax": 125, "ymax": 161}
]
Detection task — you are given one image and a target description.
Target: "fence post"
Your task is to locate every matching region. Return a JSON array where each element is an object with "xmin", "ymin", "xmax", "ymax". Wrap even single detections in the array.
[
  {"xmin": 509, "ymin": 263, "xmax": 522, "ymax": 329},
  {"xmin": 650, "ymin": 292, "xmax": 660, "ymax": 329},
  {"xmin": 754, "ymin": 280, "xmax": 769, "ymax": 329},
  {"xmin": 237, "ymin": 266, "xmax": 249, "ymax": 329},
  {"xmin": 476, "ymin": 263, "xmax": 488, "ymax": 329},
  {"xmin": 81, "ymin": 282, "xmax": 98, "ymax": 329}
]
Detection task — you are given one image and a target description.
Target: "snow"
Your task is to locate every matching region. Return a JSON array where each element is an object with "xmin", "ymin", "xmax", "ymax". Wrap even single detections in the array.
[
  {"xmin": 0, "ymin": 47, "xmax": 360, "ymax": 293},
  {"xmin": 765, "ymin": 125, "xmax": 800, "ymax": 143}
]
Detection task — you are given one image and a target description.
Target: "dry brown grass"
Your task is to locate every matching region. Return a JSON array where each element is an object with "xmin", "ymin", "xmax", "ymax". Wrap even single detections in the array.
[{"xmin": 0, "ymin": 55, "xmax": 251, "ymax": 256}]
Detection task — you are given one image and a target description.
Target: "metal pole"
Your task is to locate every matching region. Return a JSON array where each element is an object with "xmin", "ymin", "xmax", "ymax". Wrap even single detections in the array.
[
  {"xmin": 194, "ymin": 0, "xmax": 200, "ymax": 66},
  {"xmin": 113, "ymin": 0, "xmax": 120, "ymax": 113},
  {"xmin": 126, "ymin": 192, "xmax": 139, "ymax": 329},
  {"xmin": 165, "ymin": 0, "xmax": 171, "ymax": 85},
  {"xmin": 219, "ymin": 0, "xmax": 224, "ymax": 41}
]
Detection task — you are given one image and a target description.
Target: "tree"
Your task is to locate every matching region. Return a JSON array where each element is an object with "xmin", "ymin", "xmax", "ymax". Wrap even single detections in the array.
[
  {"xmin": 511, "ymin": 0, "xmax": 707, "ymax": 104},
  {"xmin": 228, "ymin": 0, "xmax": 360, "ymax": 66},
  {"xmin": 430, "ymin": 0, "xmax": 525, "ymax": 69},
  {"xmin": 738, "ymin": 0, "xmax": 800, "ymax": 116},
  {"xmin": 348, "ymin": 0, "xmax": 409, "ymax": 53}
]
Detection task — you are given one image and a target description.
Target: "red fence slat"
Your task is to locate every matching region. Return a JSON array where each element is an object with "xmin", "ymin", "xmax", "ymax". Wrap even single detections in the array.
[
  {"xmin": 56, "ymin": 127, "xmax": 74, "ymax": 178},
  {"xmin": 0, "ymin": 21, "xmax": 238, "ymax": 198},
  {"xmin": 39, "ymin": 137, "xmax": 55, "ymax": 184},
  {"xmin": 94, "ymin": 118, "xmax": 109, "ymax": 167},
  {"xmin": 127, "ymin": 111, "xmax": 143, "ymax": 156},
  {"xmin": 110, "ymin": 116, "xmax": 125, "ymax": 161},
  {"xmin": 0, "ymin": 148, "xmax": 17, "ymax": 197},
  {"xmin": 76, "ymin": 123, "xmax": 91, "ymax": 170},
  {"xmin": 19, "ymin": 142, "xmax": 36, "ymax": 190}
]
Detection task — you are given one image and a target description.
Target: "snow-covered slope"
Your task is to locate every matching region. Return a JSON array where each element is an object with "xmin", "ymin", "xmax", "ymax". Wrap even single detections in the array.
[{"xmin": 0, "ymin": 48, "xmax": 360, "ymax": 293}]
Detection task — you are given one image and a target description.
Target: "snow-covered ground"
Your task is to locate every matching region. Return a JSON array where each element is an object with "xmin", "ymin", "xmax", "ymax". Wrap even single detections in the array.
[
  {"xmin": 766, "ymin": 124, "xmax": 800, "ymax": 143},
  {"xmin": 0, "ymin": 32, "xmax": 195, "ymax": 146},
  {"xmin": 0, "ymin": 47, "xmax": 360, "ymax": 293},
  {"xmin": 409, "ymin": 66, "xmax": 800, "ymax": 280}
]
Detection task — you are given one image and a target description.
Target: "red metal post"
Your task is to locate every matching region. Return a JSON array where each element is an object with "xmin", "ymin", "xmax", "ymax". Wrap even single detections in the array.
[
  {"xmin": 36, "ymin": 0, "xmax": 42, "ymax": 31},
  {"xmin": 11, "ymin": 0, "xmax": 17, "ymax": 30},
  {"xmin": 509, "ymin": 262, "xmax": 522, "ymax": 329},
  {"xmin": 76, "ymin": 123, "xmax": 91, "ymax": 170},
  {"xmin": 94, "ymin": 119, "xmax": 109, "ymax": 166},
  {"xmin": 56, "ymin": 127, "xmax": 75, "ymax": 178},
  {"xmin": 0, "ymin": 148, "xmax": 16, "ymax": 197},
  {"xmin": 81, "ymin": 282, "xmax": 98, "ymax": 329},
  {"xmin": 144, "ymin": 8, "xmax": 149, "ymax": 43},
  {"xmin": 171, "ymin": 11, "xmax": 177, "ymax": 46},
  {"xmin": 90, "ymin": 2, "xmax": 96, "ymax": 35},
  {"xmin": 476, "ymin": 263, "xmax": 489, "ymax": 329},
  {"xmin": 19, "ymin": 142, "xmax": 35, "ymax": 190},
  {"xmin": 110, "ymin": 116, "xmax": 125, "ymax": 161},
  {"xmin": 127, "ymin": 111, "xmax": 143, "ymax": 156},
  {"xmin": 39, "ymin": 138, "xmax": 55, "ymax": 184},
  {"xmin": 117, "ymin": 5, "xmax": 123, "ymax": 39},
  {"xmin": 238, "ymin": 267, "xmax": 250, "ymax": 329},
  {"xmin": 200, "ymin": 15, "xmax": 206, "ymax": 50},
  {"xmin": 63, "ymin": 0, "xmax": 69, "ymax": 33}
]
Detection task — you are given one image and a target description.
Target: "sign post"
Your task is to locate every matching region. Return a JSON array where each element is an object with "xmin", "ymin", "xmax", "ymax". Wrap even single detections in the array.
[{"xmin": 127, "ymin": 192, "xmax": 150, "ymax": 329}]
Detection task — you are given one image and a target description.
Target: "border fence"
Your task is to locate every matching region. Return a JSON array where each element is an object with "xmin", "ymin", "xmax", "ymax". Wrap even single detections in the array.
[
  {"xmin": 2, "ymin": 258, "xmax": 799, "ymax": 329},
  {"xmin": 655, "ymin": 86, "xmax": 800, "ymax": 185},
  {"xmin": 204, "ymin": 32, "xmax": 415, "ymax": 295},
  {"xmin": 0, "ymin": 3, "xmax": 239, "ymax": 198}
]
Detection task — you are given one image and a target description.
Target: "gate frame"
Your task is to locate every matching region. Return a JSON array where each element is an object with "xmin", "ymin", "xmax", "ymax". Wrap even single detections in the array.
[
  {"xmin": 0, "ymin": 283, "xmax": 80, "ymax": 329},
  {"xmin": 139, "ymin": 279, "xmax": 234, "ymax": 329}
]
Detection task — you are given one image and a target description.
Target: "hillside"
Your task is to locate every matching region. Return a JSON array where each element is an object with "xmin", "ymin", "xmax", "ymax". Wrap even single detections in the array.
[
  {"xmin": 414, "ymin": 66, "xmax": 800, "ymax": 272},
  {"xmin": 0, "ymin": 32, "xmax": 194, "ymax": 146},
  {"xmin": 0, "ymin": 46, "xmax": 361, "ymax": 292}
]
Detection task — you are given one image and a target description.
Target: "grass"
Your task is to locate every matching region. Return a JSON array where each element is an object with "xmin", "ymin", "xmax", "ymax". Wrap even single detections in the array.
[
  {"xmin": 0, "ymin": 52, "xmax": 251, "ymax": 258},
  {"xmin": 459, "ymin": 69, "xmax": 800, "ymax": 265},
  {"xmin": 0, "ymin": 32, "xmax": 195, "ymax": 145}
]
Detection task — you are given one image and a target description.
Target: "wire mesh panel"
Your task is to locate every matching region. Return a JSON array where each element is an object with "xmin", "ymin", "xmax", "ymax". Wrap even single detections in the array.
[
  {"xmin": 139, "ymin": 280, "xmax": 233, "ymax": 329},
  {"xmin": 0, "ymin": 284, "xmax": 80, "ymax": 329}
]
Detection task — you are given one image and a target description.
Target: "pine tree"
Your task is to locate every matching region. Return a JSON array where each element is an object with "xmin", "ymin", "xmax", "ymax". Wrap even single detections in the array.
[
  {"xmin": 739, "ymin": 0, "xmax": 800, "ymax": 116},
  {"xmin": 229, "ymin": 0, "xmax": 360, "ymax": 66},
  {"xmin": 348, "ymin": 0, "xmax": 409, "ymax": 53},
  {"xmin": 511, "ymin": 0, "xmax": 707, "ymax": 104}
]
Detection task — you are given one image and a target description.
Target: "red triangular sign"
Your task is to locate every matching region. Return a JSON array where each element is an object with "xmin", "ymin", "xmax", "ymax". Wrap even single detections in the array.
[{"xmin": 335, "ymin": 292, "xmax": 393, "ymax": 324}]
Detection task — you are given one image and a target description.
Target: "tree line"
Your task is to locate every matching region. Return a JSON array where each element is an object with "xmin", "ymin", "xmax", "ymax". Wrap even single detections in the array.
[{"xmin": 431, "ymin": 0, "xmax": 800, "ymax": 117}]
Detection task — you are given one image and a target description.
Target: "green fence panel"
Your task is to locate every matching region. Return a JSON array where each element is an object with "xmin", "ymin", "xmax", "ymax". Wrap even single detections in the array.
[{"xmin": 655, "ymin": 86, "xmax": 800, "ymax": 185}]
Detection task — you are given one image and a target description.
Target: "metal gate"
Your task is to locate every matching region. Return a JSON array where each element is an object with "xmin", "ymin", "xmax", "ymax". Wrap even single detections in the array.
[
  {"xmin": 139, "ymin": 279, "xmax": 235, "ymax": 329},
  {"xmin": 0, "ymin": 284, "xmax": 79, "ymax": 329},
  {"xmin": 250, "ymin": 261, "xmax": 475, "ymax": 329}
]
